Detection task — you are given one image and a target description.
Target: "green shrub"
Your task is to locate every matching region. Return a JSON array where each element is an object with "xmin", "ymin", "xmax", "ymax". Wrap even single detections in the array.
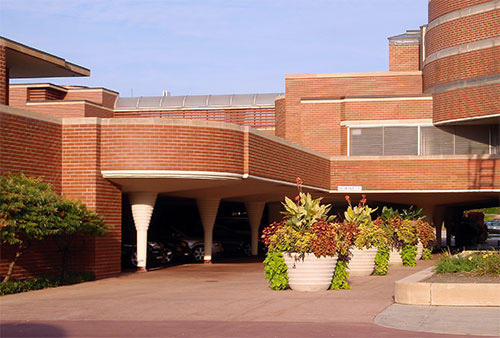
[
  {"xmin": 0, "ymin": 272, "xmax": 95, "ymax": 296},
  {"xmin": 421, "ymin": 247, "xmax": 433, "ymax": 260},
  {"xmin": 330, "ymin": 259, "xmax": 351, "ymax": 290},
  {"xmin": 263, "ymin": 252, "xmax": 288, "ymax": 290},
  {"xmin": 435, "ymin": 251, "xmax": 500, "ymax": 275},
  {"xmin": 374, "ymin": 246, "xmax": 390, "ymax": 275},
  {"xmin": 401, "ymin": 244, "xmax": 417, "ymax": 266}
]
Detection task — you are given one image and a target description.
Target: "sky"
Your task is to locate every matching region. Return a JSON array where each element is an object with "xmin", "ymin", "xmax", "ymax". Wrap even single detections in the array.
[{"xmin": 1, "ymin": 0, "xmax": 427, "ymax": 97}]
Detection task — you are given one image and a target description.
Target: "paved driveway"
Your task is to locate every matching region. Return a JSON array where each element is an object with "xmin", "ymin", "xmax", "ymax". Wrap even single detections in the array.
[{"xmin": 0, "ymin": 259, "xmax": 484, "ymax": 337}]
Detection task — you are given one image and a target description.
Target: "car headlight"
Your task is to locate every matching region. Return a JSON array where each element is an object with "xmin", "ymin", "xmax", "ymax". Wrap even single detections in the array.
[{"xmin": 149, "ymin": 242, "xmax": 161, "ymax": 249}]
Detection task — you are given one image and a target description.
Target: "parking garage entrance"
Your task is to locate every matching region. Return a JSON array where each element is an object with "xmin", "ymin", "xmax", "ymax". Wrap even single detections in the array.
[{"xmin": 121, "ymin": 195, "xmax": 269, "ymax": 271}]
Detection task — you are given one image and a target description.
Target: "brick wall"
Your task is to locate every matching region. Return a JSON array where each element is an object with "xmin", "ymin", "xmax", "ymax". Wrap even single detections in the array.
[
  {"xmin": 433, "ymin": 83, "xmax": 500, "ymax": 123},
  {"xmin": 274, "ymin": 96, "xmax": 286, "ymax": 139},
  {"xmin": 64, "ymin": 89, "xmax": 118, "ymax": 109},
  {"xmin": 9, "ymin": 85, "xmax": 114, "ymax": 118},
  {"xmin": 248, "ymin": 133, "xmax": 330, "ymax": 190},
  {"xmin": 389, "ymin": 45, "xmax": 420, "ymax": 72},
  {"xmin": 62, "ymin": 122, "xmax": 122, "ymax": 278},
  {"xmin": 424, "ymin": 2, "xmax": 499, "ymax": 124},
  {"xmin": 100, "ymin": 124, "xmax": 245, "ymax": 173},
  {"xmin": 425, "ymin": 9, "xmax": 500, "ymax": 57},
  {"xmin": 0, "ymin": 110, "xmax": 121, "ymax": 280},
  {"xmin": 0, "ymin": 109, "xmax": 64, "ymax": 279},
  {"xmin": 0, "ymin": 45, "xmax": 7, "ymax": 105},
  {"xmin": 331, "ymin": 156, "xmax": 500, "ymax": 191},
  {"xmin": 423, "ymin": 46, "xmax": 500, "ymax": 91},
  {"xmin": 281, "ymin": 73, "xmax": 426, "ymax": 155},
  {"xmin": 0, "ymin": 111, "xmax": 62, "ymax": 191},
  {"xmin": 429, "ymin": 0, "xmax": 493, "ymax": 22}
]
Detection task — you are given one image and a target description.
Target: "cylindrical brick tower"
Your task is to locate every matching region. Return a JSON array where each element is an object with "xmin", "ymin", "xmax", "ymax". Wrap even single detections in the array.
[{"xmin": 423, "ymin": 0, "xmax": 500, "ymax": 124}]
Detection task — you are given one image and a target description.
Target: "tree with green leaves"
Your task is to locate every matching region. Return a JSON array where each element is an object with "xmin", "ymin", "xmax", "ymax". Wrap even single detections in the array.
[{"xmin": 0, "ymin": 173, "xmax": 108, "ymax": 283}]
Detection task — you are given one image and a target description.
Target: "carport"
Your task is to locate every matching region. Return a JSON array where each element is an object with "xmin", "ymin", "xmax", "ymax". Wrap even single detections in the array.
[{"xmin": 104, "ymin": 171, "xmax": 326, "ymax": 270}]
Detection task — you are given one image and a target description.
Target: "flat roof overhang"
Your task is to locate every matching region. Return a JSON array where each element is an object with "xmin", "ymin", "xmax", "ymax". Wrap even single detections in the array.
[
  {"xmin": 1, "ymin": 36, "xmax": 90, "ymax": 78},
  {"xmin": 101, "ymin": 170, "xmax": 500, "ymax": 207}
]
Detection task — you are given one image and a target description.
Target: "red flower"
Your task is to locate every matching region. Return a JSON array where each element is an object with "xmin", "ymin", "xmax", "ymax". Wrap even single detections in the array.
[
  {"xmin": 61, "ymin": 211, "xmax": 66, "ymax": 217},
  {"xmin": 296, "ymin": 177, "xmax": 303, "ymax": 185},
  {"xmin": 344, "ymin": 195, "xmax": 350, "ymax": 201},
  {"xmin": 294, "ymin": 195, "xmax": 300, "ymax": 202}
]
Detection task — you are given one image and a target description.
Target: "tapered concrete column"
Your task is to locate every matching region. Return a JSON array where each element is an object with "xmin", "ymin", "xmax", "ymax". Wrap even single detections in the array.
[
  {"xmin": 267, "ymin": 202, "xmax": 283, "ymax": 224},
  {"xmin": 434, "ymin": 206, "xmax": 446, "ymax": 250},
  {"xmin": 245, "ymin": 202, "xmax": 266, "ymax": 256},
  {"xmin": 197, "ymin": 199, "xmax": 220, "ymax": 263},
  {"xmin": 129, "ymin": 192, "xmax": 157, "ymax": 271}
]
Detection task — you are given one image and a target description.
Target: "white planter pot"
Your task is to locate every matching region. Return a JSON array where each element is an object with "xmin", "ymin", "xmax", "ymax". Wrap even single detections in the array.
[
  {"xmin": 348, "ymin": 247, "xmax": 378, "ymax": 276},
  {"xmin": 416, "ymin": 241, "xmax": 424, "ymax": 260},
  {"xmin": 283, "ymin": 252, "xmax": 338, "ymax": 291},
  {"xmin": 389, "ymin": 247, "xmax": 403, "ymax": 266}
]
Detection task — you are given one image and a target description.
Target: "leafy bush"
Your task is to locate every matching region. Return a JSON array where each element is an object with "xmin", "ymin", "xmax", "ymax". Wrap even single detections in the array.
[
  {"xmin": 435, "ymin": 251, "xmax": 500, "ymax": 275},
  {"xmin": 0, "ymin": 173, "xmax": 108, "ymax": 283},
  {"xmin": 421, "ymin": 248, "xmax": 433, "ymax": 260},
  {"xmin": 416, "ymin": 219, "xmax": 435, "ymax": 248},
  {"xmin": 401, "ymin": 245, "xmax": 417, "ymax": 266},
  {"xmin": 0, "ymin": 272, "xmax": 95, "ymax": 296},
  {"xmin": 374, "ymin": 246, "xmax": 390, "ymax": 275},
  {"xmin": 263, "ymin": 252, "xmax": 288, "ymax": 290},
  {"xmin": 394, "ymin": 219, "xmax": 418, "ymax": 246},
  {"xmin": 330, "ymin": 260, "xmax": 351, "ymax": 290}
]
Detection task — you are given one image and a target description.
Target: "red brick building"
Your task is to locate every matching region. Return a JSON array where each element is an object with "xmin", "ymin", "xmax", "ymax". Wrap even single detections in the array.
[{"xmin": 1, "ymin": 0, "xmax": 499, "ymax": 279}]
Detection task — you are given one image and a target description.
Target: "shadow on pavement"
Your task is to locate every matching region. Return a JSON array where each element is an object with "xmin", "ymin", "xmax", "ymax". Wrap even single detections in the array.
[{"xmin": 1, "ymin": 322, "xmax": 67, "ymax": 337}]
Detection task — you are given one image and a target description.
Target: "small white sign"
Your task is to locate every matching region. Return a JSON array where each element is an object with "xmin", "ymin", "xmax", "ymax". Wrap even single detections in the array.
[{"xmin": 338, "ymin": 186, "xmax": 362, "ymax": 192}]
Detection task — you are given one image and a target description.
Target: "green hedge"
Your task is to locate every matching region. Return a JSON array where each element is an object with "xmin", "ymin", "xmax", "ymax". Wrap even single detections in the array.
[{"xmin": 0, "ymin": 272, "xmax": 95, "ymax": 296}]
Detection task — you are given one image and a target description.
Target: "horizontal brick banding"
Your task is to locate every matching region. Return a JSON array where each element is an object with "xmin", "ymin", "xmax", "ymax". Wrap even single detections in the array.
[
  {"xmin": 432, "ymin": 83, "xmax": 500, "ymax": 123},
  {"xmin": 331, "ymin": 157, "xmax": 500, "ymax": 191},
  {"xmin": 428, "ymin": 0, "xmax": 493, "ymax": 22},
  {"xmin": 423, "ymin": 46, "xmax": 500, "ymax": 91},
  {"xmin": 296, "ymin": 100, "xmax": 432, "ymax": 157},
  {"xmin": 100, "ymin": 125, "xmax": 245, "ymax": 172},
  {"xmin": 281, "ymin": 74, "xmax": 424, "ymax": 154},
  {"xmin": 425, "ymin": 9, "xmax": 500, "ymax": 57}
]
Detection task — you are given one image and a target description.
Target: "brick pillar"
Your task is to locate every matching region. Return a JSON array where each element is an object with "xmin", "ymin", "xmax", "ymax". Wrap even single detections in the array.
[
  {"xmin": 62, "ymin": 122, "xmax": 122, "ymax": 279},
  {"xmin": 0, "ymin": 45, "xmax": 7, "ymax": 105}
]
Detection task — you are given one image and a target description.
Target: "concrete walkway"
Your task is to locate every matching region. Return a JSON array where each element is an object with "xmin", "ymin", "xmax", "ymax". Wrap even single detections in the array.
[
  {"xmin": 376, "ymin": 304, "xmax": 500, "ymax": 337},
  {"xmin": 0, "ymin": 259, "xmax": 495, "ymax": 337}
]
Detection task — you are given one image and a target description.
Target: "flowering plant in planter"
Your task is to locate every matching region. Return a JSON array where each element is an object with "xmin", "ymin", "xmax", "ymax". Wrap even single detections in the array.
[
  {"xmin": 262, "ymin": 178, "xmax": 354, "ymax": 291},
  {"xmin": 416, "ymin": 219, "xmax": 435, "ymax": 260},
  {"xmin": 334, "ymin": 195, "xmax": 385, "ymax": 280},
  {"xmin": 394, "ymin": 219, "xmax": 419, "ymax": 266}
]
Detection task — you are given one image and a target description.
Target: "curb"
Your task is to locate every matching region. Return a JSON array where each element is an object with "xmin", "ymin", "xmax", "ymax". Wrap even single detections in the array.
[{"xmin": 394, "ymin": 267, "xmax": 500, "ymax": 306}]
